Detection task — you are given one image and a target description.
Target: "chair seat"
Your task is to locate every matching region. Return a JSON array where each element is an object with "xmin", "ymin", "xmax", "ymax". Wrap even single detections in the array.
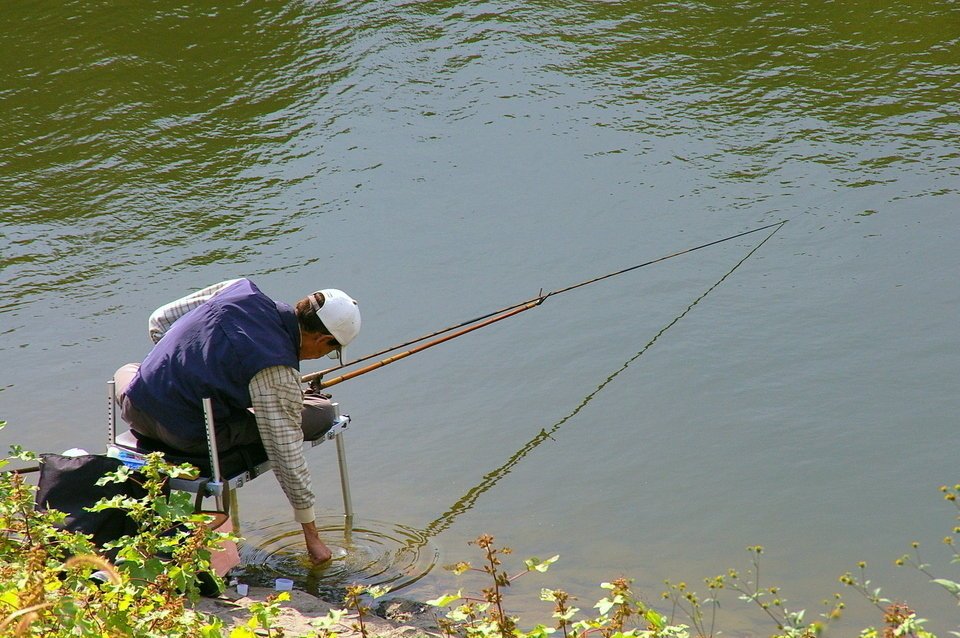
[{"xmin": 115, "ymin": 430, "xmax": 268, "ymax": 479}]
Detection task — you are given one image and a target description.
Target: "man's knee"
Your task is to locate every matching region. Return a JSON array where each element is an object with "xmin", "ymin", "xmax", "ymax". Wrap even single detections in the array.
[
  {"xmin": 113, "ymin": 363, "xmax": 141, "ymax": 397},
  {"xmin": 302, "ymin": 395, "xmax": 337, "ymax": 441}
]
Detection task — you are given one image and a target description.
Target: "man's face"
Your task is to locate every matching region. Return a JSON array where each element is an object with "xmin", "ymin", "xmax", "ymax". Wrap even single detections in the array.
[{"xmin": 300, "ymin": 332, "xmax": 340, "ymax": 361}]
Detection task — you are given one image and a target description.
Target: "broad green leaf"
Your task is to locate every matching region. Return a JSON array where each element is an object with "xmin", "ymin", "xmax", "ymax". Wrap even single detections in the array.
[
  {"xmin": 573, "ymin": 619, "xmax": 603, "ymax": 632},
  {"xmin": 931, "ymin": 578, "xmax": 960, "ymax": 595},
  {"xmin": 426, "ymin": 590, "xmax": 463, "ymax": 607},
  {"xmin": 96, "ymin": 465, "xmax": 133, "ymax": 486},
  {"xmin": 8, "ymin": 445, "xmax": 37, "ymax": 462},
  {"xmin": 554, "ymin": 607, "xmax": 579, "ymax": 621},
  {"xmin": 447, "ymin": 606, "xmax": 472, "ymax": 622},
  {"xmin": 367, "ymin": 585, "xmax": 391, "ymax": 599},
  {"xmin": 445, "ymin": 561, "xmax": 471, "ymax": 575},
  {"xmin": 524, "ymin": 623, "xmax": 557, "ymax": 638},
  {"xmin": 645, "ymin": 609, "xmax": 665, "ymax": 631},
  {"xmin": 0, "ymin": 590, "xmax": 19, "ymax": 610},
  {"xmin": 201, "ymin": 621, "xmax": 224, "ymax": 638},
  {"xmin": 596, "ymin": 597, "xmax": 615, "ymax": 615},
  {"xmin": 313, "ymin": 608, "xmax": 348, "ymax": 628},
  {"xmin": 525, "ymin": 555, "xmax": 560, "ymax": 573},
  {"xmin": 167, "ymin": 464, "xmax": 200, "ymax": 479}
]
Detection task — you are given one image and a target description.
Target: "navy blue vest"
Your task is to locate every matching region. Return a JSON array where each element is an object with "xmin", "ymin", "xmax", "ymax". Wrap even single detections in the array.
[{"xmin": 126, "ymin": 279, "xmax": 301, "ymax": 445}]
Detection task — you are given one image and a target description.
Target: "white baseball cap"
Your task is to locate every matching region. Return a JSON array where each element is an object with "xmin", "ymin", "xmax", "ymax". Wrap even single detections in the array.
[{"xmin": 310, "ymin": 289, "xmax": 361, "ymax": 358}]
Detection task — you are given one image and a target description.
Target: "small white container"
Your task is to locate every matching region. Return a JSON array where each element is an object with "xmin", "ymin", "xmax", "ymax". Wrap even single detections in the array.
[
  {"xmin": 275, "ymin": 578, "xmax": 294, "ymax": 591},
  {"xmin": 236, "ymin": 583, "xmax": 249, "ymax": 596}
]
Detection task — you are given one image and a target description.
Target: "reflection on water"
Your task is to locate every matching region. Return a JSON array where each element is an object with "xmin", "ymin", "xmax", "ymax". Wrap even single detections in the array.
[
  {"xmin": 235, "ymin": 516, "xmax": 438, "ymax": 600},
  {"xmin": 3, "ymin": 1, "xmax": 955, "ymax": 314}
]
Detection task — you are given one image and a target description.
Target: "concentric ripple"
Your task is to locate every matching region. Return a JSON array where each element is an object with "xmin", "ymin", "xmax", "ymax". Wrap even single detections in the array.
[{"xmin": 234, "ymin": 515, "xmax": 438, "ymax": 600}]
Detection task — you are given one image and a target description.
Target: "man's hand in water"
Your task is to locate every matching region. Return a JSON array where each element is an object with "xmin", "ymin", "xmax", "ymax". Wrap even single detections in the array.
[{"xmin": 302, "ymin": 521, "xmax": 333, "ymax": 563}]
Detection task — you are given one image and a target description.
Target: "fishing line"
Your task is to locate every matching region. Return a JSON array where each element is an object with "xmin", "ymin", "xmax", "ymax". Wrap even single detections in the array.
[
  {"xmin": 303, "ymin": 220, "xmax": 787, "ymax": 387},
  {"xmin": 413, "ymin": 219, "xmax": 787, "ymax": 540}
]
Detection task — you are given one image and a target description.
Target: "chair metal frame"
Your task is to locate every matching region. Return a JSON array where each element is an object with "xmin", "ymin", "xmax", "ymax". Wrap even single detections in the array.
[{"xmin": 107, "ymin": 380, "xmax": 354, "ymax": 525}]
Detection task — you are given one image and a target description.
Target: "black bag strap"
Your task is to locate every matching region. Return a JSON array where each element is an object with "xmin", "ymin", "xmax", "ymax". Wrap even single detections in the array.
[
  {"xmin": 5, "ymin": 465, "xmax": 40, "ymax": 475},
  {"xmin": 194, "ymin": 479, "xmax": 208, "ymax": 512}
]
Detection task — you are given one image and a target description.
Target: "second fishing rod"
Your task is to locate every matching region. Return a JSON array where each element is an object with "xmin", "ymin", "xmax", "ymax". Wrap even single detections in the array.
[{"xmin": 304, "ymin": 219, "xmax": 788, "ymax": 388}]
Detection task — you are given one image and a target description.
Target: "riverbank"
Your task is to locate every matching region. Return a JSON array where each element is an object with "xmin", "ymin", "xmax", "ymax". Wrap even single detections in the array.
[{"xmin": 194, "ymin": 586, "xmax": 442, "ymax": 637}]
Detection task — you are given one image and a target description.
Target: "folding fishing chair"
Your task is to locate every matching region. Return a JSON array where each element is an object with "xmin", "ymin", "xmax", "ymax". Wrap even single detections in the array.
[{"xmin": 105, "ymin": 380, "xmax": 355, "ymax": 526}]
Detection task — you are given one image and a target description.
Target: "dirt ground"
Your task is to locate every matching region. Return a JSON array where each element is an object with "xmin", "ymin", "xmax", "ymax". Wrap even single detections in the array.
[{"xmin": 194, "ymin": 585, "xmax": 443, "ymax": 637}]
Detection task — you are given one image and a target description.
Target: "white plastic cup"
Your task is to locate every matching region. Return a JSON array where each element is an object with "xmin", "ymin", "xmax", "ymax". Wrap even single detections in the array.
[
  {"xmin": 236, "ymin": 583, "xmax": 249, "ymax": 596},
  {"xmin": 275, "ymin": 578, "xmax": 294, "ymax": 592}
]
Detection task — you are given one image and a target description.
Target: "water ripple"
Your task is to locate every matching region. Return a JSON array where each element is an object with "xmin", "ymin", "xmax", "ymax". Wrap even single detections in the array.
[{"xmin": 235, "ymin": 516, "xmax": 439, "ymax": 600}]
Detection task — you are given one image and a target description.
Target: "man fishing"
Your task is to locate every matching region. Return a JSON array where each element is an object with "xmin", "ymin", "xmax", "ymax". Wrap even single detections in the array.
[{"xmin": 112, "ymin": 278, "xmax": 361, "ymax": 563}]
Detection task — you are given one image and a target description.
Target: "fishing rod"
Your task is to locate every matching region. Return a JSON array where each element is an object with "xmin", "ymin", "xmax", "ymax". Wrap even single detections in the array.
[
  {"xmin": 314, "ymin": 299, "xmax": 544, "ymax": 389},
  {"xmin": 303, "ymin": 219, "xmax": 787, "ymax": 388}
]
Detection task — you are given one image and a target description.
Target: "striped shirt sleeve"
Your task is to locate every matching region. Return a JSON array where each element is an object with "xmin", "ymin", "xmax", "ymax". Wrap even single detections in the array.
[
  {"xmin": 249, "ymin": 365, "xmax": 316, "ymax": 523},
  {"xmin": 148, "ymin": 278, "xmax": 243, "ymax": 344}
]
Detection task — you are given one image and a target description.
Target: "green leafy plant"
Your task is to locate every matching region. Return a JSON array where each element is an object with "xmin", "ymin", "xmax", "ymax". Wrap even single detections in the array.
[
  {"xmin": 841, "ymin": 560, "xmax": 940, "ymax": 638},
  {"xmin": 343, "ymin": 584, "xmax": 390, "ymax": 638},
  {"xmin": 91, "ymin": 453, "xmax": 229, "ymax": 598},
  {"xmin": 0, "ymin": 423, "xmax": 246, "ymax": 637},
  {"xmin": 305, "ymin": 605, "xmax": 349, "ymax": 638},
  {"xmin": 228, "ymin": 592, "xmax": 291, "ymax": 638},
  {"xmin": 894, "ymin": 485, "xmax": 960, "ymax": 604},
  {"xmin": 722, "ymin": 546, "xmax": 842, "ymax": 638},
  {"xmin": 428, "ymin": 534, "xmax": 689, "ymax": 638},
  {"xmin": 838, "ymin": 483, "xmax": 960, "ymax": 638}
]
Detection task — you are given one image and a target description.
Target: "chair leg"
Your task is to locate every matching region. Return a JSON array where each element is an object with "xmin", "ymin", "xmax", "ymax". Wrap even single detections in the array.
[
  {"xmin": 107, "ymin": 380, "xmax": 117, "ymax": 447},
  {"xmin": 335, "ymin": 432, "xmax": 354, "ymax": 530},
  {"xmin": 227, "ymin": 485, "xmax": 240, "ymax": 533},
  {"xmin": 201, "ymin": 398, "xmax": 225, "ymax": 512}
]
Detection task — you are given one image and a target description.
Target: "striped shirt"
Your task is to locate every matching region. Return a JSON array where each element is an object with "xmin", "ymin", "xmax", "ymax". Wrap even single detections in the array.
[{"xmin": 148, "ymin": 279, "xmax": 315, "ymax": 523}]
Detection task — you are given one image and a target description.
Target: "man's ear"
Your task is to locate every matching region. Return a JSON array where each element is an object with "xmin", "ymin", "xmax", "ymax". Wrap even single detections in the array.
[{"xmin": 321, "ymin": 333, "xmax": 337, "ymax": 348}]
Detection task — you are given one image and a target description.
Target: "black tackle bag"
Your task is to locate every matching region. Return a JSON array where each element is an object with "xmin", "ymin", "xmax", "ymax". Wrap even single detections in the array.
[
  {"xmin": 34, "ymin": 453, "xmax": 157, "ymax": 549},
  {"xmin": 33, "ymin": 453, "xmax": 222, "ymax": 596}
]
